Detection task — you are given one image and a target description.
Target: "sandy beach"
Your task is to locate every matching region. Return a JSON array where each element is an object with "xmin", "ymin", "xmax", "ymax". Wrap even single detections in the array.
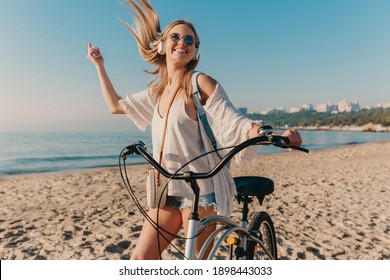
[{"xmin": 1, "ymin": 141, "xmax": 389, "ymax": 260}]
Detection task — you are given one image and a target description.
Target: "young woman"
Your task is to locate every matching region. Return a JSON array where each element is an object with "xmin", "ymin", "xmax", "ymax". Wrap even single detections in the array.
[{"xmin": 87, "ymin": 0, "xmax": 302, "ymax": 260}]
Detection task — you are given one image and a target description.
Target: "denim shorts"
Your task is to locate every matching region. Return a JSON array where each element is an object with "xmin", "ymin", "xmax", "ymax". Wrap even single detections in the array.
[{"xmin": 166, "ymin": 192, "xmax": 217, "ymax": 211}]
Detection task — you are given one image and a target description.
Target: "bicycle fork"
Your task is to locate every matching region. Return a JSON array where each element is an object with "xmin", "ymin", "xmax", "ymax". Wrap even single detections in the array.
[
  {"xmin": 184, "ymin": 173, "xmax": 201, "ymax": 260},
  {"xmin": 185, "ymin": 218, "xmax": 200, "ymax": 260}
]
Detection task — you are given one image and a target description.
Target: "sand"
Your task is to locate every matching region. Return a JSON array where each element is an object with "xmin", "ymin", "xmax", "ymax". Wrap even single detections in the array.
[{"xmin": 1, "ymin": 141, "xmax": 389, "ymax": 260}]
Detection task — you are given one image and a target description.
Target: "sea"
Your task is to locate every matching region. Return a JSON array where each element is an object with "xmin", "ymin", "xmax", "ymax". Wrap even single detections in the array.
[{"xmin": 1, "ymin": 124, "xmax": 389, "ymax": 176}]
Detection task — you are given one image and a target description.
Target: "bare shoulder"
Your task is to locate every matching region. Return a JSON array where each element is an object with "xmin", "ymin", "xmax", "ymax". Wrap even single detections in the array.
[{"xmin": 197, "ymin": 73, "xmax": 217, "ymax": 100}]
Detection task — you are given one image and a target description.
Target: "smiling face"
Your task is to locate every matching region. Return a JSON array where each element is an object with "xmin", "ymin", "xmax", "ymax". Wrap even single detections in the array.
[{"xmin": 163, "ymin": 24, "xmax": 198, "ymax": 68}]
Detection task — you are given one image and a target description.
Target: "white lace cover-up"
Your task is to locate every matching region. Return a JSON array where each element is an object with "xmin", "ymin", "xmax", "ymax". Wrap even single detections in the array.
[
  {"xmin": 120, "ymin": 83, "xmax": 260, "ymax": 217},
  {"xmin": 152, "ymin": 97, "xmax": 214, "ymax": 198}
]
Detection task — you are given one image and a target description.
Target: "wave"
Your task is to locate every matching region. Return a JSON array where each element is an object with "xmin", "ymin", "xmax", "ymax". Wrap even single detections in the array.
[
  {"xmin": 12, "ymin": 154, "xmax": 115, "ymax": 164},
  {"xmin": 0, "ymin": 154, "xmax": 146, "ymax": 175},
  {"xmin": 340, "ymin": 141, "xmax": 364, "ymax": 146}
]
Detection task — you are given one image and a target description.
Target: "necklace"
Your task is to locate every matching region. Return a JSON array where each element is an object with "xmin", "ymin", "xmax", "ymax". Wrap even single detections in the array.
[{"xmin": 166, "ymin": 84, "xmax": 177, "ymax": 95}]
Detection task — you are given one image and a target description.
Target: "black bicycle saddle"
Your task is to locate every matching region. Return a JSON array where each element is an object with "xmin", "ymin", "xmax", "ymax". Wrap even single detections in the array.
[{"xmin": 234, "ymin": 176, "xmax": 274, "ymax": 205}]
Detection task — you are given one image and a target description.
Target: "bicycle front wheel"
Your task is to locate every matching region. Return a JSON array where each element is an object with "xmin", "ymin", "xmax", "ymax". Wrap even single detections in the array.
[{"xmin": 246, "ymin": 211, "xmax": 277, "ymax": 260}]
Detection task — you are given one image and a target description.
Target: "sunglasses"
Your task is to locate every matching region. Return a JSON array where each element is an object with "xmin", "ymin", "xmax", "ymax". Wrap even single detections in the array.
[{"xmin": 169, "ymin": 33, "xmax": 197, "ymax": 46}]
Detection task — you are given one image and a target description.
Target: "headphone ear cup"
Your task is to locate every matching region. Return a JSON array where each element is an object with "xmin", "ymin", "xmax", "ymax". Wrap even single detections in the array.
[
  {"xmin": 193, "ymin": 48, "xmax": 200, "ymax": 61},
  {"xmin": 157, "ymin": 41, "xmax": 165, "ymax": 55}
]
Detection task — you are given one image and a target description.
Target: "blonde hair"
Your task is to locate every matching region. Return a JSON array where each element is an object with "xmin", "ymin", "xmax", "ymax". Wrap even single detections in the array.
[{"xmin": 121, "ymin": 0, "xmax": 200, "ymax": 101}]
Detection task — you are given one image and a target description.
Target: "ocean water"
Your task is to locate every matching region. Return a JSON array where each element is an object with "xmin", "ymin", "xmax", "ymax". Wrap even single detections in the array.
[
  {"xmin": 0, "ymin": 124, "xmax": 389, "ymax": 176},
  {"xmin": 0, "ymin": 124, "xmax": 152, "ymax": 176}
]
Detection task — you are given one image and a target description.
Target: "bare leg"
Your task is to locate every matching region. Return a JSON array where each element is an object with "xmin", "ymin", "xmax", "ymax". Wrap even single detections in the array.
[
  {"xmin": 131, "ymin": 205, "xmax": 183, "ymax": 260},
  {"xmin": 182, "ymin": 206, "xmax": 216, "ymax": 259}
]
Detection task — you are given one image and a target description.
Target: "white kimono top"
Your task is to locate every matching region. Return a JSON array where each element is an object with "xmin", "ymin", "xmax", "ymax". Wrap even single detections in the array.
[{"xmin": 120, "ymin": 82, "xmax": 259, "ymax": 217}]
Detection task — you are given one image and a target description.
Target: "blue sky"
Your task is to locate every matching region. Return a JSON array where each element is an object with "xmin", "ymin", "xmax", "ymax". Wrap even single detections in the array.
[{"xmin": 0, "ymin": 0, "xmax": 389, "ymax": 126}]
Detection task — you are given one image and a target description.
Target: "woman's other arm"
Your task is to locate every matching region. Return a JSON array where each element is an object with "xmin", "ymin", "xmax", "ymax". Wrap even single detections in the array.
[
  {"xmin": 196, "ymin": 74, "xmax": 302, "ymax": 147},
  {"xmin": 87, "ymin": 43, "xmax": 125, "ymax": 114}
]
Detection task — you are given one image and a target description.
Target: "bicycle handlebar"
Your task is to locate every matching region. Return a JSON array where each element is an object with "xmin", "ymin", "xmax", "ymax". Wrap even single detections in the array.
[{"xmin": 122, "ymin": 133, "xmax": 309, "ymax": 181}]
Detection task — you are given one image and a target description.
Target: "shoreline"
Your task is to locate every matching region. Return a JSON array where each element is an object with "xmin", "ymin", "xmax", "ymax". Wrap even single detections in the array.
[
  {"xmin": 2, "ymin": 139, "xmax": 390, "ymax": 179},
  {"xmin": 0, "ymin": 163, "xmax": 149, "ymax": 180},
  {"xmin": 1, "ymin": 141, "xmax": 389, "ymax": 260},
  {"xmin": 278, "ymin": 125, "xmax": 390, "ymax": 132}
]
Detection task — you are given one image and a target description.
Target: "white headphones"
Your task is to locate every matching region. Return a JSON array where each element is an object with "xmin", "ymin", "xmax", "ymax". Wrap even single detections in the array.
[
  {"xmin": 157, "ymin": 41, "xmax": 165, "ymax": 55},
  {"xmin": 193, "ymin": 48, "xmax": 200, "ymax": 61},
  {"xmin": 157, "ymin": 41, "xmax": 200, "ymax": 61}
]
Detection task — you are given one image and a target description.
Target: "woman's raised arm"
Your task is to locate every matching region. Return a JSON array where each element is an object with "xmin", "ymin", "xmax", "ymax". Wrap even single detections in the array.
[{"xmin": 87, "ymin": 43, "xmax": 125, "ymax": 114}]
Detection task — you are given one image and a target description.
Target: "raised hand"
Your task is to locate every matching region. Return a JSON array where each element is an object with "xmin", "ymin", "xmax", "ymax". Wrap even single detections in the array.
[{"xmin": 87, "ymin": 43, "xmax": 104, "ymax": 66}]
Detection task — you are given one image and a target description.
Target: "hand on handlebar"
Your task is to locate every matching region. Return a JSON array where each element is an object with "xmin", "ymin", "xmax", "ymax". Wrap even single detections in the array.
[
  {"xmin": 257, "ymin": 125, "xmax": 302, "ymax": 148},
  {"xmin": 268, "ymin": 132, "xmax": 308, "ymax": 153},
  {"xmin": 279, "ymin": 129, "xmax": 302, "ymax": 147},
  {"xmin": 257, "ymin": 125, "xmax": 305, "ymax": 152}
]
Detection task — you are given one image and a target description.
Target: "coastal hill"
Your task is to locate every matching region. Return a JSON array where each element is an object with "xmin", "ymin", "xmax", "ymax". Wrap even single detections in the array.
[{"xmin": 248, "ymin": 107, "xmax": 390, "ymax": 132}]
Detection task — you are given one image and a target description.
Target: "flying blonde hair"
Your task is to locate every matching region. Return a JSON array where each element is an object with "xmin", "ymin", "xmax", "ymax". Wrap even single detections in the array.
[{"xmin": 121, "ymin": 0, "xmax": 200, "ymax": 101}]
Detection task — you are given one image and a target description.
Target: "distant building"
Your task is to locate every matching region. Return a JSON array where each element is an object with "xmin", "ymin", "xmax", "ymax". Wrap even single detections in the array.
[
  {"xmin": 290, "ymin": 103, "xmax": 313, "ymax": 113},
  {"xmin": 316, "ymin": 101, "xmax": 336, "ymax": 113},
  {"xmin": 351, "ymin": 101, "xmax": 360, "ymax": 112},
  {"xmin": 338, "ymin": 100, "xmax": 360, "ymax": 112},
  {"xmin": 302, "ymin": 103, "xmax": 314, "ymax": 111},
  {"xmin": 260, "ymin": 108, "xmax": 273, "ymax": 115},
  {"xmin": 376, "ymin": 102, "xmax": 390, "ymax": 109},
  {"xmin": 316, "ymin": 103, "xmax": 328, "ymax": 113},
  {"xmin": 261, "ymin": 107, "xmax": 286, "ymax": 115},
  {"xmin": 290, "ymin": 107, "xmax": 301, "ymax": 113},
  {"xmin": 259, "ymin": 99, "xmax": 366, "ymax": 115},
  {"xmin": 260, "ymin": 109, "xmax": 269, "ymax": 115},
  {"xmin": 238, "ymin": 107, "xmax": 248, "ymax": 115},
  {"xmin": 329, "ymin": 102, "xmax": 339, "ymax": 113}
]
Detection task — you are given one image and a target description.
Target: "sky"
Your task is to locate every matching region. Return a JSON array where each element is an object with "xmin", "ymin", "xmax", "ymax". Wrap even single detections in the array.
[{"xmin": 0, "ymin": 0, "xmax": 389, "ymax": 126}]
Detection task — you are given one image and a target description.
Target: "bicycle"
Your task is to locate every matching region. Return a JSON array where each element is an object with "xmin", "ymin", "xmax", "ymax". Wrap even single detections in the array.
[{"xmin": 119, "ymin": 126, "xmax": 309, "ymax": 260}]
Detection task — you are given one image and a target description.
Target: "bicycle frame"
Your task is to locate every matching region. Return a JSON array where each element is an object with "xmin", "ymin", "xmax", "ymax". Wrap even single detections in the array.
[
  {"xmin": 183, "ymin": 175, "xmax": 200, "ymax": 259},
  {"xmin": 182, "ymin": 175, "xmax": 275, "ymax": 260}
]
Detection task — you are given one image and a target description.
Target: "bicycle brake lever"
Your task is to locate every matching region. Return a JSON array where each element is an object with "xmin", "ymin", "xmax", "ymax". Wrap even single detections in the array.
[{"xmin": 122, "ymin": 141, "xmax": 147, "ymax": 159}]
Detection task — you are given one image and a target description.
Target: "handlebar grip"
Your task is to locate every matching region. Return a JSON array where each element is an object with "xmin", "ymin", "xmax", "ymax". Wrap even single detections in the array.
[
  {"xmin": 291, "ymin": 146, "xmax": 310, "ymax": 153},
  {"xmin": 270, "ymin": 135, "xmax": 309, "ymax": 153},
  {"xmin": 279, "ymin": 136, "xmax": 290, "ymax": 144}
]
